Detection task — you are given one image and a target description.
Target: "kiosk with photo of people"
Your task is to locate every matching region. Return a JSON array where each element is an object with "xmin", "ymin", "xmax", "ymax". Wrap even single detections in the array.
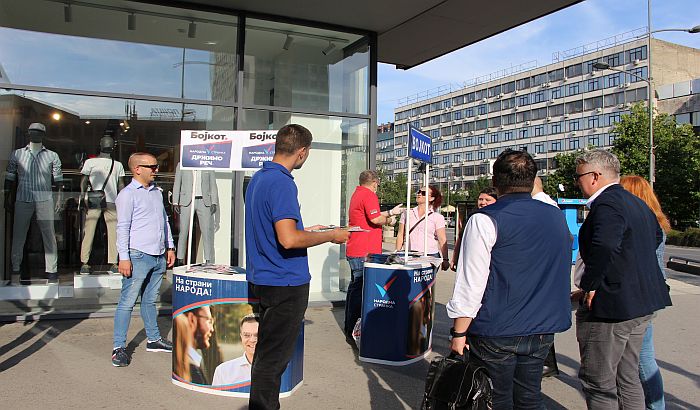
[{"xmin": 171, "ymin": 266, "xmax": 304, "ymax": 397}]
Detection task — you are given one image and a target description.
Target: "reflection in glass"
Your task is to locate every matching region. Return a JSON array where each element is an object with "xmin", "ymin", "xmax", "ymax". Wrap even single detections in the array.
[
  {"xmin": 239, "ymin": 109, "xmax": 368, "ymax": 290},
  {"xmin": 244, "ymin": 19, "xmax": 369, "ymax": 115},
  {"xmin": 0, "ymin": 0, "xmax": 237, "ymax": 101},
  {"xmin": 0, "ymin": 89, "xmax": 235, "ymax": 282}
]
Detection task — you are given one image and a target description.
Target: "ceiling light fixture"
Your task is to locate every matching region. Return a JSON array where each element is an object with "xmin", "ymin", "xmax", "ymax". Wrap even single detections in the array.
[
  {"xmin": 64, "ymin": 3, "xmax": 72, "ymax": 23},
  {"xmin": 321, "ymin": 41, "xmax": 335, "ymax": 55},
  {"xmin": 188, "ymin": 21, "xmax": 197, "ymax": 38},
  {"xmin": 282, "ymin": 34, "xmax": 293, "ymax": 51},
  {"xmin": 127, "ymin": 12, "xmax": 135, "ymax": 31}
]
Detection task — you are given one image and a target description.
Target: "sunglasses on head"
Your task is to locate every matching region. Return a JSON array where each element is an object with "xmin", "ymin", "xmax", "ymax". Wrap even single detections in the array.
[{"xmin": 139, "ymin": 164, "xmax": 159, "ymax": 171}]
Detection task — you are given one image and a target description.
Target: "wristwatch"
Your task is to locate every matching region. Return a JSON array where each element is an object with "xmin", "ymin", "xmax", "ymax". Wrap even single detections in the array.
[
  {"xmin": 167, "ymin": 247, "xmax": 176, "ymax": 252},
  {"xmin": 450, "ymin": 327, "xmax": 468, "ymax": 338}
]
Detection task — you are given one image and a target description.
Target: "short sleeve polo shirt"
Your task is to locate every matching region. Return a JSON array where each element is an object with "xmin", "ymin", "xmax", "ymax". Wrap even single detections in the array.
[
  {"xmin": 244, "ymin": 161, "xmax": 310, "ymax": 286},
  {"xmin": 346, "ymin": 186, "xmax": 383, "ymax": 258}
]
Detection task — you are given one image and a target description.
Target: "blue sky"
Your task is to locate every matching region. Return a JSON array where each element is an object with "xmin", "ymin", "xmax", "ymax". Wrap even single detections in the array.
[{"xmin": 377, "ymin": 0, "xmax": 700, "ymax": 124}]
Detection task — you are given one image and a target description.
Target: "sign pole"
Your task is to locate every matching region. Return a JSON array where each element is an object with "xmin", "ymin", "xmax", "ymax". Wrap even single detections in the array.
[
  {"xmin": 423, "ymin": 163, "xmax": 429, "ymax": 257},
  {"xmin": 405, "ymin": 159, "xmax": 411, "ymax": 261}
]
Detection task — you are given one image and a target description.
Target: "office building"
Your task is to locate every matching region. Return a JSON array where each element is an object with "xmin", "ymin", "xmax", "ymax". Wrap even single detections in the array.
[{"xmin": 391, "ymin": 34, "xmax": 700, "ymax": 192}]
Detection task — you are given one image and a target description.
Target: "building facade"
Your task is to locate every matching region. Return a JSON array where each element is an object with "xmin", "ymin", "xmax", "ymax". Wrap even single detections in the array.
[
  {"xmin": 391, "ymin": 36, "xmax": 700, "ymax": 192},
  {"xmin": 0, "ymin": 0, "xmax": 373, "ymax": 314},
  {"xmin": 376, "ymin": 123, "xmax": 395, "ymax": 177}
]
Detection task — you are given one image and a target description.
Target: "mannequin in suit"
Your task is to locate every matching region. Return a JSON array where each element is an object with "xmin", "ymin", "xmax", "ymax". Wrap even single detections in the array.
[{"xmin": 172, "ymin": 162, "xmax": 219, "ymax": 264}]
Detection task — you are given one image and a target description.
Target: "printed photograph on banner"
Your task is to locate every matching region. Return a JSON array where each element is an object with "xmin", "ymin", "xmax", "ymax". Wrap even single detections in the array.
[
  {"xmin": 407, "ymin": 286, "xmax": 434, "ymax": 356},
  {"xmin": 173, "ymin": 303, "xmax": 257, "ymax": 391}
]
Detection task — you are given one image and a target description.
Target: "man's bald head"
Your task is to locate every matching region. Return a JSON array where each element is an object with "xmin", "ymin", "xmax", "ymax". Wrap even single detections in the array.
[
  {"xmin": 128, "ymin": 152, "xmax": 156, "ymax": 172},
  {"xmin": 532, "ymin": 176, "xmax": 544, "ymax": 195}
]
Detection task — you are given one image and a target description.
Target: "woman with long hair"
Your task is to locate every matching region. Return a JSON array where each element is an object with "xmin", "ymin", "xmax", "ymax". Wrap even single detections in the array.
[
  {"xmin": 620, "ymin": 175, "xmax": 669, "ymax": 410},
  {"xmin": 450, "ymin": 187, "xmax": 498, "ymax": 271},
  {"xmin": 395, "ymin": 185, "xmax": 449, "ymax": 270},
  {"xmin": 172, "ymin": 314, "xmax": 193, "ymax": 382}
]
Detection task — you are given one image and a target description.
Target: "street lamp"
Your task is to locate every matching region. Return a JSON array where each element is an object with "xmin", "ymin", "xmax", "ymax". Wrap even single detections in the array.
[{"xmin": 592, "ymin": 61, "xmax": 654, "ymax": 186}]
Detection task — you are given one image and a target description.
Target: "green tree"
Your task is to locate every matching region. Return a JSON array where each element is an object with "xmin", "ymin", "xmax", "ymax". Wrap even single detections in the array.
[
  {"xmin": 376, "ymin": 168, "xmax": 408, "ymax": 205},
  {"xmin": 611, "ymin": 102, "xmax": 700, "ymax": 226},
  {"xmin": 543, "ymin": 150, "xmax": 582, "ymax": 199},
  {"xmin": 465, "ymin": 176, "xmax": 493, "ymax": 203}
]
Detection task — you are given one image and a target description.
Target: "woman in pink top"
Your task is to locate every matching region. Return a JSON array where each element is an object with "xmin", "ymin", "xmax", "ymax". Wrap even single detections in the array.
[{"xmin": 395, "ymin": 185, "xmax": 449, "ymax": 270}]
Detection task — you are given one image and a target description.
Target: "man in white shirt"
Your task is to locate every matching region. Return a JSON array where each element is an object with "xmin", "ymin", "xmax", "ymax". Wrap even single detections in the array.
[
  {"xmin": 447, "ymin": 150, "xmax": 571, "ymax": 408},
  {"xmin": 212, "ymin": 314, "xmax": 259, "ymax": 386},
  {"xmin": 531, "ymin": 176, "xmax": 559, "ymax": 208}
]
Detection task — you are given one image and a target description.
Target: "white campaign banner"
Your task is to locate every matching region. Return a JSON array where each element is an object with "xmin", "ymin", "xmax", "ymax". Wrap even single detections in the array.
[{"xmin": 179, "ymin": 130, "xmax": 277, "ymax": 171}]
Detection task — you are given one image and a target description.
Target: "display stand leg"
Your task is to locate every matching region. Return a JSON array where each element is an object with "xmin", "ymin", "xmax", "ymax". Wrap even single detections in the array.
[
  {"xmin": 186, "ymin": 170, "xmax": 197, "ymax": 270},
  {"xmin": 405, "ymin": 160, "xmax": 412, "ymax": 261}
]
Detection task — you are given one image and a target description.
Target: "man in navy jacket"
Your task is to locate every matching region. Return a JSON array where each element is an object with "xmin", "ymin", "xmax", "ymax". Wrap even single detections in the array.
[
  {"xmin": 447, "ymin": 150, "xmax": 572, "ymax": 408},
  {"xmin": 575, "ymin": 149, "xmax": 671, "ymax": 409}
]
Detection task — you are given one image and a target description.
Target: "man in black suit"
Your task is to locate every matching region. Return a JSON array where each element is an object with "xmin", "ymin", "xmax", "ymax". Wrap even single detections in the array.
[{"xmin": 575, "ymin": 150, "xmax": 671, "ymax": 409}]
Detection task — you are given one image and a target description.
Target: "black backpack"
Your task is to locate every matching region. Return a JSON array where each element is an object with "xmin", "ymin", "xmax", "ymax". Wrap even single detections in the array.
[{"xmin": 421, "ymin": 350, "xmax": 493, "ymax": 410}]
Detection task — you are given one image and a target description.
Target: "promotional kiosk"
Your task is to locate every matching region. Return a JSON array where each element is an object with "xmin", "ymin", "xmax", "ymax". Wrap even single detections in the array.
[
  {"xmin": 359, "ymin": 127, "xmax": 440, "ymax": 365},
  {"xmin": 171, "ymin": 265, "xmax": 303, "ymax": 397},
  {"xmin": 171, "ymin": 130, "xmax": 303, "ymax": 398}
]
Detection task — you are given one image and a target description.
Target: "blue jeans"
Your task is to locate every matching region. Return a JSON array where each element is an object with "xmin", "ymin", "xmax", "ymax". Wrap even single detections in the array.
[
  {"xmin": 639, "ymin": 323, "xmax": 665, "ymax": 409},
  {"xmin": 113, "ymin": 250, "xmax": 165, "ymax": 349},
  {"xmin": 344, "ymin": 257, "xmax": 365, "ymax": 337},
  {"xmin": 468, "ymin": 333, "xmax": 554, "ymax": 410}
]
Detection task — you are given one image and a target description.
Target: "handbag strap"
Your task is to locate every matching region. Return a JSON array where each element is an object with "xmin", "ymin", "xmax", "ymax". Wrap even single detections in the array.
[
  {"xmin": 89, "ymin": 158, "xmax": 114, "ymax": 192},
  {"xmin": 408, "ymin": 210, "xmax": 433, "ymax": 235}
]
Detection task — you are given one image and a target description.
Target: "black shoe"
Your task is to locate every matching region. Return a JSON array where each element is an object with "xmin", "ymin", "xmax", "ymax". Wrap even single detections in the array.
[
  {"xmin": 542, "ymin": 365, "xmax": 559, "ymax": 378},
  {"xmin": 112, "ymin": 347, "xmax": 130, "ymax": 367},
  {"xmin": 345, "ymin": 335, "xmax": 359, "ymax": 351},
  {"xmin": 146, "ymin": 338, "xmax": 173, "ymax": 353},
  {"xmin": 19, "ymin": 279, "xmax": 31, "ymax": 286},
  {"xmin": 47, "ymin": 273, "xmax": 58, "ymax": 284}
]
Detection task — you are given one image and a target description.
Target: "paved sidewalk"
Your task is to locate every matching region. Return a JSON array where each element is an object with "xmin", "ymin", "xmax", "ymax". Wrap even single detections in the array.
[{"xmin": 1, "ymin": 269, "xmax": 698, "ymax": 409}]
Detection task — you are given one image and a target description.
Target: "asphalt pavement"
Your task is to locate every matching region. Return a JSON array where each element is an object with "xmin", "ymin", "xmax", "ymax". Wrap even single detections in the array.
[{"xmin": 0, "ymin": 245, "xmax": 699, "ymax": 409}]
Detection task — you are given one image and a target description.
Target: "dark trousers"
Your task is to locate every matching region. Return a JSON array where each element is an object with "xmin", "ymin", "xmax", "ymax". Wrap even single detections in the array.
[
  {"xmin": 468, "ymin": 333, "xmax": 554, "ymax": 410},
  {"xmin": 344, "ymin": 257, "xmax": 365, "ymax": 337},
  {"xmin": 576, "ymin": 308, "xmax": 652, "ymax": 410},
  {"xmin": 249, "ymin": 283, "xmax": 309, "ymax": 410}
]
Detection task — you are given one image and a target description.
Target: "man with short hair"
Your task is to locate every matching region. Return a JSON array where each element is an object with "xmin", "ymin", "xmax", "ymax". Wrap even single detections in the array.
[
  {"xmin": 212, "ymin": 313, "xmax": 259, "ymax": 386},
  {"xmin": 574, "ymin": 149, "xmax": 671, "ymax": 409},
  {"xmin": 183, "ymin": 306, "xmax": 215, "ymax": 384},
  {"xmin": 245, "ymin": 124, "xmax": 350, "ymax": 409},
  {"xmin": 112, "ymin": 152, "xmax": 175, "ymax": 367},
  {"xmin": 447, "ymin": 150, "xmax": 572, "ymax": 408},
  {"xmin": 344, "ymin": 170, "xmax": 403, "ymax": 344}
]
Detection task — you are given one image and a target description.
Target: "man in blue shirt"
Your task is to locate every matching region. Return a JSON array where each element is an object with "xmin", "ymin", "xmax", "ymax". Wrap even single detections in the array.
[
  {"xmin": 245, "ymin": 124, "xmax": 349, "ymax": 410},
  {"xmin": 111, "ymin": 152, "xmax": 176, "ymax": 367}
]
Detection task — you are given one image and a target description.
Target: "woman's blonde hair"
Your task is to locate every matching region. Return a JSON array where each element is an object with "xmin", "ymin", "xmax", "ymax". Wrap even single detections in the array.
[
  {"xmin": 620, "ymin": 175, "xmax": 671, "ymax": 232},
  {"xmin": 173, "ymin": 314, "xmax": 192, "ymax": 382}
]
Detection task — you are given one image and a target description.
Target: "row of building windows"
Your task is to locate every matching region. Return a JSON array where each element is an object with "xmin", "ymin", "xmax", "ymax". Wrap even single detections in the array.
[
  {"xmin": 395, "ymin": 87, "xmax": 646, "ymax": 133},
  {"xmin": 395, "ymin": 46, "xmax": 647, "ymax": 121}
]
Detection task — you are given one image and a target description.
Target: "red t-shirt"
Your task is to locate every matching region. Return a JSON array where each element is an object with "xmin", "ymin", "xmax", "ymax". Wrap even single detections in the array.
[{"xmin": 346, "ymin": 186, "xmax": 383, "ymax": 258}]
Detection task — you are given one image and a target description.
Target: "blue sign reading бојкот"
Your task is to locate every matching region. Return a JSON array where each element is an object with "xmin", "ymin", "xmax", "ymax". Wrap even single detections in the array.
[{"xmin": 408, "ymin": 126, "xmax": 432, "ymax": 163}]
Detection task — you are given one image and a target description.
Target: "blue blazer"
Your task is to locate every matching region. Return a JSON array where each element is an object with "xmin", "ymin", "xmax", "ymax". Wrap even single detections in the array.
[{"xmin": 578, "ymin": 184, "xmax": 671, "ymax": 321}]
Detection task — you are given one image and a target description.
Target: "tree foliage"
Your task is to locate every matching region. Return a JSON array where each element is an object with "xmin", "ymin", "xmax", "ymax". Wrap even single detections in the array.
[
  {"xmin": 376, "ymin": 168, "xmax": 408, "ymax": 205},
  {"xmin": 610, "ymin": 102, "xmax": 700, "ymax": 227},
  {"xmin": 543, "ymin": 150, "xmax": 582, "ymax": 199}
]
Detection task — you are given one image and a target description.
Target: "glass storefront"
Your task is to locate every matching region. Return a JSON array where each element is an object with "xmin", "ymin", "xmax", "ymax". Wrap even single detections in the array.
[{"xmin": 0, "ymin": 0, "xmax": 373, "ymax": 316}]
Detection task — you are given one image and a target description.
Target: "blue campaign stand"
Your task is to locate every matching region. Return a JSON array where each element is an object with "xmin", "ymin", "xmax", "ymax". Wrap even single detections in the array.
[
  {"xmin": 359, "ymin": 254, "xmax": 437, "ymax": 365},
  {"xmin": 171, "ymin": 267, "xmax": 303, "ymax": 397},
  {"xmin": 558, "ymin": 198, "xmax": 588, "ymax": 264}
]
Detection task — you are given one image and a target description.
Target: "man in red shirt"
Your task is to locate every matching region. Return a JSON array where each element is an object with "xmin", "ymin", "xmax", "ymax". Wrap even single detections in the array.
[{"xmin": 344, "ymin": 170, "xmax": 403, "ymax": 345}]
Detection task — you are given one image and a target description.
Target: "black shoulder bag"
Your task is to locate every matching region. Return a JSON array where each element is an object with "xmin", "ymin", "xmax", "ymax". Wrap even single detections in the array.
[
  {"xmin": 86, "ymin": 159, "xmax": 114, "ymax": 210},
  {"xmin": 421, "ymin": 350, "xmax": 493, "ymax": 410}
]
